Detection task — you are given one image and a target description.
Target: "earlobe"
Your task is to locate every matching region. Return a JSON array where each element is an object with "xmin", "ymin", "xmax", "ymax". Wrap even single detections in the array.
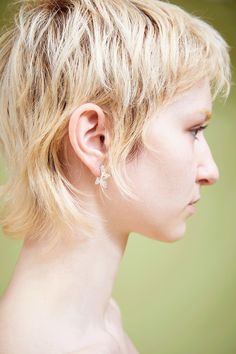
[{"xmin": 68, "ymin": 103, "xmax": 109, "ymax": 178}]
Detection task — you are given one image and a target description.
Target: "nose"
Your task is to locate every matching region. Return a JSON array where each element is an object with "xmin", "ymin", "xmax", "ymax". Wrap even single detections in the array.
[{"xmin": 196, "ymin": 139, "xmax": 220, "ymax": 186}]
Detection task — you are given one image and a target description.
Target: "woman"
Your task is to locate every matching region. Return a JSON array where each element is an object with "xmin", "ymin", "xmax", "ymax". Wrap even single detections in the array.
[{"xmin": 0, "ymin": 0, "xmax": 231, "ymax": 353}]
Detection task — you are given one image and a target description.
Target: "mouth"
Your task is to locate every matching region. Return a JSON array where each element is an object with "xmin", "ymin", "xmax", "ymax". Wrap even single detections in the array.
[
  {"xmin": 189, "ymin": 197, "xmax": 200, "ymax": 205},
  {"xmin": 187, "ymin": 197, "xmax": 200, "ymax": 215}
]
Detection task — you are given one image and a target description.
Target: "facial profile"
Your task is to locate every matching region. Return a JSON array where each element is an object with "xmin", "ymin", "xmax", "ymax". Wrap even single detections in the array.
[{"xmin": 101, "ymin": 78, "xmax": 219, "ymax": 243}]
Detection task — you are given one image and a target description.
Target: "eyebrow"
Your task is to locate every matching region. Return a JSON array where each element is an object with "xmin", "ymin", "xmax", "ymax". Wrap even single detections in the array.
[{"xmin": 202, "ymin": 111, "xmax": 212, "ymax": 123}]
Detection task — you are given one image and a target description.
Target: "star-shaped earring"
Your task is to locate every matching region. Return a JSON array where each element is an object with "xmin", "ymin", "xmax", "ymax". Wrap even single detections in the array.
[{"xmin": 95, "ymin": 165, "xmax": 110, "ymax": 189}]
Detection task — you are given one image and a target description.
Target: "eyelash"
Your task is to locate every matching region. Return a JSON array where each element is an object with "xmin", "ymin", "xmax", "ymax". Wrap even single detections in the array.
[{"xmin": 190, "ymin": 125, "xmax": 208, "ymax": 140}]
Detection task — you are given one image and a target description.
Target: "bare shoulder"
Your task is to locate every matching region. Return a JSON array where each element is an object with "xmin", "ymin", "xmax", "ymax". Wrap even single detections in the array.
[
  {"xmin": 106, "ymin": 297, "xmax": 140, "ymax": 354},
  {"xmin": 72, "ymin": 299, "xmax": 140, "ymax": 354},
  {"xmin": 123, "ymin": 332, "xmax": 140, "ymax": 354},
  {"xmin": 109, "ymin": 297, "xmax": 122, "ymax": 318},
  {"xmin": 69, "ymin": 347, "xmax": 118, "ymax": 354},
  {"xmin": 69, "ymin": 339, "xmax": 121, "ymax": 354}
]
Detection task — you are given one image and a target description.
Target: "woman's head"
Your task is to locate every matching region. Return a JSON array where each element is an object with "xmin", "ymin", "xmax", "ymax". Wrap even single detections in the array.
[{"xmin": 0, "ymin": 0, "xmax": 231, "ymax": 248}]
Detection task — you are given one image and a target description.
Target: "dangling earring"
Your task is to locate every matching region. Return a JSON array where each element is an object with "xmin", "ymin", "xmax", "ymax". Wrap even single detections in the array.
[{"xmin": 95, "ymin": 165, "xmax": 110, "ymax": 189}]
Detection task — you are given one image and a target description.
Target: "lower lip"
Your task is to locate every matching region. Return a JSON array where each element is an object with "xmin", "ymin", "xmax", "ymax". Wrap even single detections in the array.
[{"xmin": 187, "ymin": 204, "xmax": 195, "ymax": 213}]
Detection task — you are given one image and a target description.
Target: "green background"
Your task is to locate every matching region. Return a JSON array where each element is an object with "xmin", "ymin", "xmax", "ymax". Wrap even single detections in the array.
[{"xmin": 0, "ymin": 1, "xmax": 235, "ymax": 353}]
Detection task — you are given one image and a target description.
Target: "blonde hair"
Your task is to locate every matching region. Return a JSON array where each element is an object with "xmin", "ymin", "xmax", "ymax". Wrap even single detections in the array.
[{"xmin": 0, "ymin": 0, "xmax": 231, "ymax": 248}]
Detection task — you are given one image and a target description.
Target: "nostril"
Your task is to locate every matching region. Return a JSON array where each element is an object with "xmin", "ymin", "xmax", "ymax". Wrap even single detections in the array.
[
  {"xmin": 197, "ymin": 163, "xmax": 220, "ymax": 186},
  {"xmin": 199, "ymin": 179, "xmax": 209, "ymax": 185},
  {"xmin": 198, "ymin": 176, "xmax": 219, "ymax": 186}
]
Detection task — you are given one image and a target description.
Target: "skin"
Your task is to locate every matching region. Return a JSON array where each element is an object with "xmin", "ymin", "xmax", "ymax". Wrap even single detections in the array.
[{"xmin": 0, "ymin": 78, "xmax": 219, "ymax": 354}]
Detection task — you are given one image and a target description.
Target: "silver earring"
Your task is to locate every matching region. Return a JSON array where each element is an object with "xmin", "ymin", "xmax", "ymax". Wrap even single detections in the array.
[{"xmin": 95, "ymin": 165, "xmax": 110, "ymax": 189}]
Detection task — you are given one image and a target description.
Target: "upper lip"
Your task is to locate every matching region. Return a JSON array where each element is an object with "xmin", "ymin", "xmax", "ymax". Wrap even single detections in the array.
[{"xmin": 189, "ymin": 197, "xmax": 201, "ymax": 205}]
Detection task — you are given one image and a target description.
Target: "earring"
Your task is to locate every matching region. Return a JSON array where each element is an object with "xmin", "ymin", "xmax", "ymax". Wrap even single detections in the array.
[{"xmin": 95, "ymin": 165, "xmax": 110, "ymax": 189}]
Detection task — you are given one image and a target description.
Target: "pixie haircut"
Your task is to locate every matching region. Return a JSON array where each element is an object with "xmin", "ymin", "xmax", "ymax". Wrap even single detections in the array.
[{"xmin": 0, "ymin": 0, "xmax": 231, "ymax": 247}]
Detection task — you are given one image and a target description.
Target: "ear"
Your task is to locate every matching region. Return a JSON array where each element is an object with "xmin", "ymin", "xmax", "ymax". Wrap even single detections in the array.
[{"xmin": 68, "ymin": 103, "xmax": 110, "ymax": 178}]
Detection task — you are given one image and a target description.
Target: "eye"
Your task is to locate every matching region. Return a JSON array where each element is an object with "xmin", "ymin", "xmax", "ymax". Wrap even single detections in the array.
[{"xmin": 190, "ymin": 125, "xmax": 208, "ymax": 140}]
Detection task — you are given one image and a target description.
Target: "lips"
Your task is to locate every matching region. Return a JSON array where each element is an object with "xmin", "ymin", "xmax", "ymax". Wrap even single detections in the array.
[{"xmin": 189, "ymin": 197, "xmax": 200, "ymax": 205}]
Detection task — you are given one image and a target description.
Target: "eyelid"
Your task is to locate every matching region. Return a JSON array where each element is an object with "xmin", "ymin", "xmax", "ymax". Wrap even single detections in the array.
[
  {"xmin": 195, "ymin": 124, "xmax": 208, "ymax": 131},
  {"xmin": 190, "ymin": 124, "xmax": 208, "ymax": 139}
]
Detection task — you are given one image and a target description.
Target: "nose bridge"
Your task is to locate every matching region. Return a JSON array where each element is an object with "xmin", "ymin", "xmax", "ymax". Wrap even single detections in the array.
[{"xmin": 196, "ymin": 137, "xmax": 219, "ymax": 185}]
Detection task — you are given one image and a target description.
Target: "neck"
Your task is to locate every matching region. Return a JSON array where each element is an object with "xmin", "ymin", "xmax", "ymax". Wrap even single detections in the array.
[{"xmin": 2, "ymin": 230, "xmax": 129, "ymax": 331}]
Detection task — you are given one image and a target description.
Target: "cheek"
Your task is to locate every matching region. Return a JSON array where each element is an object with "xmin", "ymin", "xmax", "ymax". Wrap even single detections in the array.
[
  {"xmin": 124, "ymin": 145, "xmax": 195, "ymax": 242},
  {"xmin": 119, "ymin": 133, "xmax": 197, "ymax": 242},
  {"xmin": 133, "ymin": 136, "xmax": 196, "ymax": 201}
]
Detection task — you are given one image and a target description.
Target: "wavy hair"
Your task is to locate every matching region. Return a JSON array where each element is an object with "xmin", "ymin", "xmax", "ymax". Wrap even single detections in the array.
[{"xmin": 0, "ymin": 0, "xmax": 231, "ymax": 248}]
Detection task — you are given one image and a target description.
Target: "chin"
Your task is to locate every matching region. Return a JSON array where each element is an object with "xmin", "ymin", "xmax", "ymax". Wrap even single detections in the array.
[
  {"xmin": 140, "ymin": 223, "xmax": 187, "ymax": 243},
  {"xmin": 163, "ymin": 223, "xmax": 187, "ymax": 243}
]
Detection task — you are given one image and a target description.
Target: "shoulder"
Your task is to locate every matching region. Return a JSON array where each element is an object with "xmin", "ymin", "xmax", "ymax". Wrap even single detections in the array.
[
  {"xmin": 69, "ymin": 339, "xmax": 121, "ymax": 354},
  {"xmin": 72, "ymin": 299, "xmax": 123, "ymax": 354},
  {"xmin": 107, "ymin": 297, "xmax": 122, "ymax": 320},
  {"xmin": 108, "ymin": 299, "xmax": 139, "ymax": 354},
  {"xmin": 69, "ymin": 331, "xmax": 139, "ymax": 354}
]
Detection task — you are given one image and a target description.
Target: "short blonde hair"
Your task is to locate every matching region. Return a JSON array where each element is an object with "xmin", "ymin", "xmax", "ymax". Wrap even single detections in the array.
[{"xmin": 0, "ymin": 0, "xmax": 231, "ymax": 248}]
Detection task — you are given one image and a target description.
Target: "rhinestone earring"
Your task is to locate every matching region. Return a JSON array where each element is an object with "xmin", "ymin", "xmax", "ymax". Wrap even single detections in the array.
[{"xmin": 95, "ymin": 165, "xmax": 110, "ymax": 189}]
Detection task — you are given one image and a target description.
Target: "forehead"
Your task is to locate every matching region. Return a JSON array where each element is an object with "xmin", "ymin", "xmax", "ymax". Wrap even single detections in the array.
[
  {"xmin": 174, "ymin": 79, "xmax": 211, "ymax": 106},
  {"xmin": 159, "ymin": 79, "xmax": 212, "ymax": 124}
]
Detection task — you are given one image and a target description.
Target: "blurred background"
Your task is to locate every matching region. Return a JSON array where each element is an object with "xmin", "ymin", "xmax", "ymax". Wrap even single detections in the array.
[{"xmin": 0, "ymin": 0, "xmax": 235, "ymax": 353}]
